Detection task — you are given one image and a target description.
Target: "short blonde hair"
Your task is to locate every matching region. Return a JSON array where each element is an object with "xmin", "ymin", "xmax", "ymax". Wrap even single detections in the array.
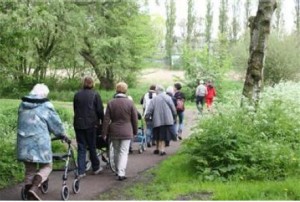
[{"xmin": 116, "ymin": 82, "xmax": 128, "ymax": 93}]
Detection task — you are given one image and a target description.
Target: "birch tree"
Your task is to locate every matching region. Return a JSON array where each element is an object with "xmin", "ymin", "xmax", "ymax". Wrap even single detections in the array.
[
  {"xmin": 242, "ymin": 0, "xmax": 277, "ymax": 105},
  {"xmin": 165, "ymin": 0, "xmax": 176, "ymax": 67}
]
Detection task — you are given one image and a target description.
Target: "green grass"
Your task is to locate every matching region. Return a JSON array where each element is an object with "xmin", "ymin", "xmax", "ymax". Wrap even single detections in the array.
[{"xmin": 118, "ymin": 153, "xmax": 300, "ymax": 200}]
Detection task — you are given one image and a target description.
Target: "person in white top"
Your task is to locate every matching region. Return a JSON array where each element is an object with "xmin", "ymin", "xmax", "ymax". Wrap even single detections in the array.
[
  {"xmin": 195, "ymin": 80, "xmax": 207, "ymax": 114},
  {"xmin": 140, "ymin": 85, "xmax": 157, "ymax": 147}
]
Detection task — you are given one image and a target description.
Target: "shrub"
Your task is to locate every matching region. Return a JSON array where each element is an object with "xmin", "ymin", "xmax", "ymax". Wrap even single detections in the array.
[{"xmin": 182, "ymin": 81, "xmax": 300, "ymax": 181}]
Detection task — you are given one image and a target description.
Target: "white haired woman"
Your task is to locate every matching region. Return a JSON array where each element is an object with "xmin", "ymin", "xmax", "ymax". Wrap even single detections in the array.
[
  {"xmin": 145, "ymin": 85, "xmax": 177, "ymax": 155},
  {"xmin": 17, "ymin": 84, "xmax": 69, "ymax": 200}
]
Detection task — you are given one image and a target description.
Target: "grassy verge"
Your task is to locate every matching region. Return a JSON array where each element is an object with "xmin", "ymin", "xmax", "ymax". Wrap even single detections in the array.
[{"xmin": 100, "ymin": 152, "xmax": 300, "ymax": 200}]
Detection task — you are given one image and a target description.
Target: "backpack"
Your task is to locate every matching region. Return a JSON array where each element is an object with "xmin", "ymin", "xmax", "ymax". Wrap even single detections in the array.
[{"xmin": 176, "ymin": 98, "xmax": 185, "ymax": 112}]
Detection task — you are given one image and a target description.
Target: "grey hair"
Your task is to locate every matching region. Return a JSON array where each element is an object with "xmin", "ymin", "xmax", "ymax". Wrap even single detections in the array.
[
  {"xmin": 30, "ymin": 83, "xmax": 49, "ymax": 98},
  {"xmin": 166, "ymin": 86, "xmax": 174, "ymax": 95},
  {"xmin": 155, "ymin": 85, "xmax": 165, "ymax": 94}
]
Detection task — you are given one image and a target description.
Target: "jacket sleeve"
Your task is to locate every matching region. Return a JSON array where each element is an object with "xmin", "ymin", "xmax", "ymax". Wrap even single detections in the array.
[
  {"xmin": 131, "ymin": 105, "xmax": 138, "ymax": 136},
  {"xmin": 94, "ymin": 92, "xmax": 104, "ymax": 124},
  {"xmin": 44, "ymin": 103, "xmax": 65, "ymax": 136}
]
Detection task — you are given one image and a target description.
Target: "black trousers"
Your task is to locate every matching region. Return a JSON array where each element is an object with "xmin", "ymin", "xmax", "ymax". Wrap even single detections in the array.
[{"xmin": 75, "ymin": 128, "xmax": 100, "ymax": 175}]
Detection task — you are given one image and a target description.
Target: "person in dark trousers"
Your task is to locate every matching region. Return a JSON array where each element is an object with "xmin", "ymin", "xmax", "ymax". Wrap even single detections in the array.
[
  {"xmin": 73, "ymin": 76, "xmax": 104, "ymax": 178},
  {"xmin": 17, "ymin": 84, "xmax": 69, "ymax": 200},
  {"xmin": 174, "ymin": 83, "xmax": 186, "ymax": 140},
  {"xmin": 195, "ymin": 80, "xmax": 207, "ymax": 114}
]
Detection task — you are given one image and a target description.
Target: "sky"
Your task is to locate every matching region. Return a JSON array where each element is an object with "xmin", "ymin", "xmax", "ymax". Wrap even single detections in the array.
[{"xmin": 146, "ymin": 0, "xmax": 296, "ymax": 38}]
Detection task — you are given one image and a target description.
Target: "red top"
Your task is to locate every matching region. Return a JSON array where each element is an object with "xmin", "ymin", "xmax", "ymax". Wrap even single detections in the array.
[{"xmin": 206, "ymin": 85, "xmax": 216, "ymax": 99}]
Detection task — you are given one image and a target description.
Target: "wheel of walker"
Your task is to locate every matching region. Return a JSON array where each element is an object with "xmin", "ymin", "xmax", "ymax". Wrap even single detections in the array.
[
  {"xmin": 108, "ymin": 141, "xmax": 117, "ymax": 173},
  {"xmin": 61, "ymin": 185, "xmax": 69, "ymax": 201},
  {"xmin": 40, "ymin": 178, "xmax": 49, "ymax": 194},
  {"xmin": 85, "ymin": 160, "xmax": 91, "ymax": 171},
  {"xmin": 138, "ymin": 146, "xmax": 143, "ymax": 154},
  {"xmin": 72, "ymin": 179, "xmax": 80, "ymax": 194},
  {"xmin": 21, "ymin": 186, "xmax": 28, "ymax": 200}
]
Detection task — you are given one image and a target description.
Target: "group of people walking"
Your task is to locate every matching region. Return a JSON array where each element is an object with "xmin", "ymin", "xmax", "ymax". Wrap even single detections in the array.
[{"xmin": 16, "ymin": 76, "xmax": 188, "ymax": 200}]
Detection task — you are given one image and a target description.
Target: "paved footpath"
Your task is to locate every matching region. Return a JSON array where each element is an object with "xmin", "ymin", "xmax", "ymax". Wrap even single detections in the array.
[{"xmin": 0, "ymin": 109, "xmax": 197, "ymax": 201}]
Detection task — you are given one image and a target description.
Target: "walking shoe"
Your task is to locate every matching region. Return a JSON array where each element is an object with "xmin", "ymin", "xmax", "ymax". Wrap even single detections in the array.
[
  {"xmin": 93, "ymin": 167, "xmax": 103, "ymax": 175},
  {"xmin": 117, "ymin": 176, "xmax": 127, "ymax": 181},
  {"xmin": 77, "ymin": 173, "xmax": 86, "ymax": 179},
  {"xmin": 178, "ymin": 136, "xmax": 182, "ymax": 140},
  {"xmin": 160, "ymin": 151, "xmax": 166, "ymax": 156},
  {"xmin": 147, "ymin": 142, "xmax": 151, "ymax": 147},
  {"xmin": 22, "ymin": 184, "xmax": 32, "ymax": 200},
  {"xmin": 153, "ymin": 149, "xmax": 159, "ymax": 154},
  {"xmin": 28, "ymin": 175, "xmax": 42, "ymax": 200}
]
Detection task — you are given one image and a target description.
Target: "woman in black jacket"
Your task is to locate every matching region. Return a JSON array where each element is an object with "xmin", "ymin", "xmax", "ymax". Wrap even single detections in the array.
[{"xmin": 73, "ymin": 76, "xmax": 104, "ymax": 178}]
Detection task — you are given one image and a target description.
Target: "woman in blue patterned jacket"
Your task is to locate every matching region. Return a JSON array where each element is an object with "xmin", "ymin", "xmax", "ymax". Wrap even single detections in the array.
[{"xmin": 17, "ymin": 83, "xmax": 69, "ymax": 200}]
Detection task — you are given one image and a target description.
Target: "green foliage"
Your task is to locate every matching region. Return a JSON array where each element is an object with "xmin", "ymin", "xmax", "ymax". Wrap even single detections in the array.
[
  {"xmin": 264, "ymin": 34, "xmax": 300, "ymax": 84},
  {"xmin": 182, "ymin": 81, "xmax": 300, "ymax": 181},
  {"xmin": 230, "ymin": 33, "xmax": 300, "ymax": 85},
  {"xmin": 0, "ymin": 99, "xmax": 74, "ymax": 189},
  {"xmin": 0, "ymin": 0, "xmax": 158, "ymax": 94},
  {"xmin": 181, "ymin": 45, "xmax": 232, "ymax": 102}
]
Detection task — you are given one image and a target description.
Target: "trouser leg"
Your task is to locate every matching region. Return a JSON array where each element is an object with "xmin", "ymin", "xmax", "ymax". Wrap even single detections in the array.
[
  {"xmin": 24, "ymin": 162, "xmax": 37, "ymax": 185},
  {"xmin": 75, "ymin": 129, "xmax": 87, "ymax": 175},
  {"xmin": 37, "ymin": 163, "xmax": 52, "ymax": 183},
  {"xmin": 113, "ymin": 139, "xmax": 130, "ymax": 177},
  {"xmin": 86, "ymin": 128, "xmax": 100, "ymax": 171}
]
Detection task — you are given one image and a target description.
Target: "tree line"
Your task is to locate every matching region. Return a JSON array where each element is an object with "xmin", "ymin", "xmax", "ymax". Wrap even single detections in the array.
[{"xmin": 0, "ymin": 0, "xmax": 158, "ymax": 92}]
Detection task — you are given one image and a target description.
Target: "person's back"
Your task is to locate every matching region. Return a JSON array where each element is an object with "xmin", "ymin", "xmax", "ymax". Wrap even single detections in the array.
[
  {"xmin": 73, "ymin": 76, "xmax": 104, "ymax": 179},
  {"xmin": 17, "ymin": 83, "xmax": 67, "ymax": 200},
  {"xmin": 206, "ymin": 84, "xmax": 216, "ymax": 98},
  {"xmin": 173, "ymin": 83, "xmax": 185, "ymax": 140},
  {"xmin": 142, "ymin": 85, "xmax": 156, "ymax": 115},
  {"xmin": 196, "ymin": 83, "xmax": 207, "ymax": 97},
  {"xmin": 73, "ymin": 88, "xmax": 103, "ymax": 129},
  {"xmin": 104, "ymin": 94, "xmax": 138, "ymax": 140},
  {"xmin": 205, "ymin": 81, "xmax": 216, "ymax": 111},
  {"xmin": 195, "ymin": 80, "xmax": 207, "ymax": 114}
]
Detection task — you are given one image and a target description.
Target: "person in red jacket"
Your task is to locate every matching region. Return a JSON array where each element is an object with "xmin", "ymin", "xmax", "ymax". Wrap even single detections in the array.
[{"xmin": 205, "ymin": 81, "xmax": 216, "ymax": 111}]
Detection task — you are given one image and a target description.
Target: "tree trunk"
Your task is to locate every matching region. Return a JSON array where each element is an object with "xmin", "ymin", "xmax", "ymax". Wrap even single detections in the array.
[
  {"xmin": 80, "ymin": 49, "xmax": 115, "ymax": 90},
  {"xmin": 241, "ymin": 0, "xmax": 277, "ymax": 106}
]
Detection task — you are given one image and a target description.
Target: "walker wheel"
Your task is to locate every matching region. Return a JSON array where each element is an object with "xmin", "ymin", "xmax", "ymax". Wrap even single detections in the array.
[
  {"xmin": 138, "ymin": 146, "xmax": 143, "ymax": 154},
  {"xmin": 61, "ymin": 185, "xmax": 69, "ymax": 201},
  {"xmin": 72, "ymin": 179, "xmax": 80, "ymax": 194},
  {"xmin": 85, "ymin": 160, "xmax": 92, "ymax": 171},
  {"xmin": 40, "ymin": 178, "xmax": 49, "ymax": 194}
]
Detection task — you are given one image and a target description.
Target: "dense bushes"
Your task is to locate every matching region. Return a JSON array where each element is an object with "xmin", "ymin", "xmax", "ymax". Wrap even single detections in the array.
[
  {"xmin": 0, "ymin": 100, "xmax": 74, "ymax": 188},
  {"xmin": 183, "ymin": 82, "xmax": 300, "ymax": 181}
]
